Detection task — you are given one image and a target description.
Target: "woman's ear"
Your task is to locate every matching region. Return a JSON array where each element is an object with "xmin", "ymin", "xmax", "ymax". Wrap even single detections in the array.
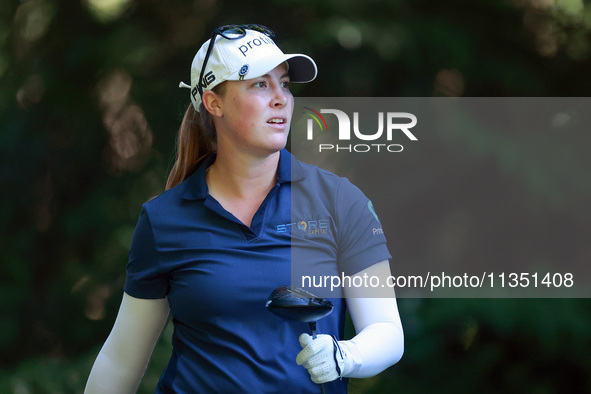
[{"xmin": 202, "ymin": 90, "xmax": 223, "ymax": 118}]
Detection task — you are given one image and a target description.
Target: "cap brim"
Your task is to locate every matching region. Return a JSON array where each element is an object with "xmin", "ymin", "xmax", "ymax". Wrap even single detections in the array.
[
  {"xmin": 286, "ymin": 54, "xmax": 317, "ymax": 83},
  {"xmin": 225, "ymin": 53, "xmax": 317, "ymax": 83}
]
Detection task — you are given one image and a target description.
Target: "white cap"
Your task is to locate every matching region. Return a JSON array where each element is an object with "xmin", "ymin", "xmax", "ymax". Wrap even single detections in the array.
[{"xmin": 180, "ymin": 28, "xmax": 317, "ymax": 111}]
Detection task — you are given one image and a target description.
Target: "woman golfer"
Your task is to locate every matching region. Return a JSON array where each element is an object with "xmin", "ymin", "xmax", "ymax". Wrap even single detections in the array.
[{"xmin": 85, "ymin": 24, "xmax": 403, "ymax": 393}]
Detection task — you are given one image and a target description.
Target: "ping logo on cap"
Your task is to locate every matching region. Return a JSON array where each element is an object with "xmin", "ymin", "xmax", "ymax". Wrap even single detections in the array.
[{"xmin": 201, "ymin": 71, "xmax": 216, "ymax": 89}]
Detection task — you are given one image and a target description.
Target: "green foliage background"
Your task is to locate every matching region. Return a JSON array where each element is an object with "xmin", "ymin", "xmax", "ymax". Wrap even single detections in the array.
[{"xmin": 1, "ymin": 0, "xmax": 591, "ymax": 392}]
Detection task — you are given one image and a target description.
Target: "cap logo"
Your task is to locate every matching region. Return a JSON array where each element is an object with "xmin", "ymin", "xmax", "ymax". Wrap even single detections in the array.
[
  {"xmin": 238, "ymin": 34, "xmax": 275, "ymax": 57},
  {"xmin": 238, "ymin": 64, "xmax": 249, "ymax": 81},
  {"xmin": 201, "ymin": 71, "xmax": 216, "ymax": 89}
]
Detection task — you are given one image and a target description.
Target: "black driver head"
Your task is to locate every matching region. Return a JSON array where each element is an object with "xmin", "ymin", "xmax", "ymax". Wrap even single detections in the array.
[{"xmin": 265, "ymin": 285, "xmax": 334, "ymax": 323}]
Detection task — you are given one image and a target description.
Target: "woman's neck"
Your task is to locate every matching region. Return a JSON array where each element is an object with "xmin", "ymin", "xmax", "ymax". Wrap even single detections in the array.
[
  {"xmin": 206, "ymin": 148, "xmax": 280, "ymax": 200},
  {"xmin": 205, "ymin": 148, "xmax": 281, "ymax": 227}
]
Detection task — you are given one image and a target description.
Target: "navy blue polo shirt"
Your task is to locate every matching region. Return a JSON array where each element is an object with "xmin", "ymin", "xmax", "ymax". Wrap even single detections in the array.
[{"xmin": 124, "ymin": 149, "xmax": 390, "ymax": 393}]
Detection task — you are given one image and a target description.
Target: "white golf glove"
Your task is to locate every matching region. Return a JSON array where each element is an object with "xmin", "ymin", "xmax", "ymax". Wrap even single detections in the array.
[{"xmin": 296, "ymin": 333, "xmax": 355, "ymax": 384}]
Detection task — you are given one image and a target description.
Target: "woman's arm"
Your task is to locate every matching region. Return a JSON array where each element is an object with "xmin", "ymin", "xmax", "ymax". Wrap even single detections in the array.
[
  {"xmin": 296, "ymin": 260, "xmax": 403, "ymax": 382},
  {"xmin": 342, "ymin": 259, "xmax": 404, "ymax": 378},
  {"xmin": 85, "ymin": 292, "xmax": 170, "ymax": 394}
]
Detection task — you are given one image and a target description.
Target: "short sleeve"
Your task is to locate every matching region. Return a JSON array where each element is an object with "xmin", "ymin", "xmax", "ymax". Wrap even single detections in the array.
[
  {"xmin": 335, "ymin": 178, "xmax": 391, "ymax": 276},
  {"xmin": 124, "ymin": 206, "xmax": 169, "ymax": 299}
]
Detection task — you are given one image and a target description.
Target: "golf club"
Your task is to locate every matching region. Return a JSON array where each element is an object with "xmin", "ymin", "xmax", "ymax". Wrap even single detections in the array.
[{"xmin": 266, "ymin": 285, "xmax": 334, "ymax": 394}]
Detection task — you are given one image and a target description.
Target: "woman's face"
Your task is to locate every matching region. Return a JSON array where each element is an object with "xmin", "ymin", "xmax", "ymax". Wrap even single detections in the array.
[{"xmin": 212, "ymin": 63, "xmax": 293, "ymax": 157}]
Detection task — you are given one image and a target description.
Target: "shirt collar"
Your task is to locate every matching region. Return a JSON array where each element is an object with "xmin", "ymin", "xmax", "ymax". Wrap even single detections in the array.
[
  {"xmin": 278, "ymin": 148, "xmax": 305, "ymax": 183},
  {"xmin": 180, "ymin": 149, "xmax": 304, "ymax": 201}
]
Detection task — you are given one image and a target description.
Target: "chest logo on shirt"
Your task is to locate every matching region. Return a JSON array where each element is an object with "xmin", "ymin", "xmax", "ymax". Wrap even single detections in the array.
[{"xmin": 276, "ymin": 219, "xmax": 330, "ymax": 235}]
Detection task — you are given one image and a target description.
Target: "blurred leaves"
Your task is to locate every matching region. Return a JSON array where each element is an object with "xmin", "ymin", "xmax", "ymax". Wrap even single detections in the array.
[{"xmin": 1, "ymin": 0, "xmax": 591, "ymax": 392}]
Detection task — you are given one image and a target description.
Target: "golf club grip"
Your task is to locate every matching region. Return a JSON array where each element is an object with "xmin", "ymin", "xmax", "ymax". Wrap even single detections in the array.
[
  {"xmin": 311, "ymin": 329, "xmax": 325, "ymax": 393},
  {"xmin": 312, "ymin": 329, "xmax": 324, "ymax": 392}
]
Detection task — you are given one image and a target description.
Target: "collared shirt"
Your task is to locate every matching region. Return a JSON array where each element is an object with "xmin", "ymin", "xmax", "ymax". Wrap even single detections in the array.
[{"xmin": 124, "ymin": 149, "xmax": 390, "ymax": 393}]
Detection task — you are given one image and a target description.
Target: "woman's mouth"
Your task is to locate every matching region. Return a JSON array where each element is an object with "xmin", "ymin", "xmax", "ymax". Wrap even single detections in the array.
[{"xmin": 267, "ymin": 118, "xmax": 287, "ymax": 124}]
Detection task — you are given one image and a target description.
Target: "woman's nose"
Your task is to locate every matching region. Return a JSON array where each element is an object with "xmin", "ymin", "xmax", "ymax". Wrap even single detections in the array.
[{"xmin": 271, "ymin": 84, "xmax": 288, "ymax": 108}]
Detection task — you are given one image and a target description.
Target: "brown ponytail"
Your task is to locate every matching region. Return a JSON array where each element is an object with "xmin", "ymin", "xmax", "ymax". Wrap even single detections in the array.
[
  {"xmin": 165, "ymin": 103, "xmax": 216, "ymax": 190},
  {"xmin": 165, "ymin": 84, "xmax": 228, "ymax": 190}
]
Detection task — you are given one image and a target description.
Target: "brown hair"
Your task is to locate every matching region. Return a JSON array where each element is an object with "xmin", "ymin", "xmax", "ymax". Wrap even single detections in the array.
[{"xmin": 165, "ymin": 84, "xmax": 226, "ymax": 190}]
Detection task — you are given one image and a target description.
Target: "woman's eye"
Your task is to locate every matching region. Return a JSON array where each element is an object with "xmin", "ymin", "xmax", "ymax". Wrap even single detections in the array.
[
  {"xmin": 281, "ymin": 81, "xmax": 291, "ymax": 89},
  {"xmin": 254, "ymin": 81, "xmax": 267, "ymax": 88}
]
